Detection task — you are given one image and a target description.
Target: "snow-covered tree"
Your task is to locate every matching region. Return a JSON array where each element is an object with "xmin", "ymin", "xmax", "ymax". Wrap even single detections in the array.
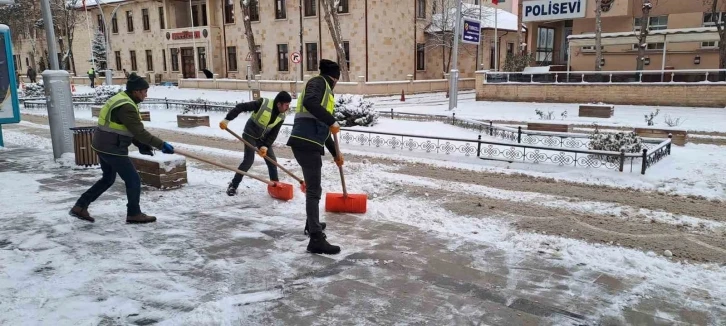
[
  {"xmin": 320, "ymin": 0, "xmax": 351, "ymax": 82},
  {"xmin": 333, "ymin": 95, "xmax": 378, "ymax": 127},
  {"xmin": 635, "ymin": 0, "xmax": 653, "ymax": 71},
  {"xmin": 595, "ymin": 0, "xmax": 604, "ymax": 71},
  {"xmin": 240, "ymin": 0, "xmax": 261, "ymax": 76},
  {"xmin": 704, "ymin": 0, "xmax": 726, "ymax": 70},
  {"xmin": 51, "ymin": 0, "xmax": 81, "ymax": 73},
  {"xmin": 90, "ymin": 30, "xmax": 107, "ymax": 70}
]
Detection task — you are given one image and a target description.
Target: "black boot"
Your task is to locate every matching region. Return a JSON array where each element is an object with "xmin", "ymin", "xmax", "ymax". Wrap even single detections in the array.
[
  {"xmin": 304, "ymin": 222, "xmax": 327, "ymax": 236},
  {"xmin": 226, "ymin": 182, "xmax": 238, "ymax": 196},
  {"xmin": 307, "ymin": 232, "xmax": 340, "ymax": 255}
]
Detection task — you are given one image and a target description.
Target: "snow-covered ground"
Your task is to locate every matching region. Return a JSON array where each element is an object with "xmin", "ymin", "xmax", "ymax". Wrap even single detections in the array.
[
  {"xmin": 19, "ymin": 85, "xmax": 726, "ymax": 201},
  {"xmin": 1, "ymin": 128, "xmax": 724, "ymax": 325}
]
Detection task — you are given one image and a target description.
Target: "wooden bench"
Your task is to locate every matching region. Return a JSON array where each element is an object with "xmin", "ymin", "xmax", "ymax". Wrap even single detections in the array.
[
  {"xmin": 128, "ymin": 152, "xmax": 188, "ymax": 189},
  {"xmin": 177, "ymin": 114, "xmax": 210, "ymax": 128},
  {"xmin": 527, "ymin": 122, "xmax": 573, "ymax": 133},
  {"xmin": 634, "ymin": 128, "xmax": 688, "ymax": 146},
  {"xmin": 140, "ymin": 111, "xmax": 151, "ymax": 121},
  {"xmin": 579, "ymin": 104, "xmax": 614, "ymax": 118}
]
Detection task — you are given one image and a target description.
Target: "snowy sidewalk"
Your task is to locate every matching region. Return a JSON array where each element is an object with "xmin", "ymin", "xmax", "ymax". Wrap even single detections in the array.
[{"xmin": 0, "ymin": 144, "xmax": 723, "ymax": 325}]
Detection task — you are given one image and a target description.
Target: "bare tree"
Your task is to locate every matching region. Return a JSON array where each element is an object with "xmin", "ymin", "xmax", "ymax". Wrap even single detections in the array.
[
  {"xmin": 594, "ymin": 0, "xmax": 604, "ymax": 71},
  {"xmin": 705, "ymin": 0, "xmax": 726, "ymax": 70},
  {"xmin": 320, "ymin": 0, "xmax": 350, "ymax": 82},
  {"xmin": 423, "ymin": 0, "xmax": 491, "ymax": 75},
  {"xmin": 47, "ymin": 0, "xmax": 81, "ymax": 74},
  {"xmin": 240, "ymin": 0, "xmax": 261, "ymax": 76},
  {"xmin": 635, "ymin": 0, "xmax": 653, "ymax": 71},
  {"xmin": 0, "ymin": 0, "xmax": 43, "ymax": 70}
]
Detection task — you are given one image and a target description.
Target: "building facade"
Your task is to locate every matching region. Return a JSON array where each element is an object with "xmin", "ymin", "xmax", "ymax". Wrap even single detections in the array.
[
  {"xmin": 522, "ymin": 0, "xmax": 724, "ymax": 71},
  {"xmin": 11, "ymin": 0, "xmax": 520, "ymax": 82}
]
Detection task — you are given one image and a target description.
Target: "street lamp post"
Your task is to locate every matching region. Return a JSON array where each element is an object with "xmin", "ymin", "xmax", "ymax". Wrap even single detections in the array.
[
  {"xmin": 448, "ymin": 0, "xmax": 463, "ymax": 111},
  {"xmin": 95, "ymin": 0, "xmax": 126, "ymax": 85}
]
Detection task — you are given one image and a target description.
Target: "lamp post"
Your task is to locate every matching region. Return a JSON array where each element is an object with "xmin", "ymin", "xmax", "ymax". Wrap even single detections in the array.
[
  {"xmin": 448, "ymin": 0, "xmax": 463, "ymax": 111},
  {"xmin": 95, "ymin": 0, "xmax": 127, "ymax": 85}
]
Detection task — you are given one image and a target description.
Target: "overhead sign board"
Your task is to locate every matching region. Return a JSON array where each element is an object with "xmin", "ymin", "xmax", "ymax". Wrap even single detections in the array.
[
  {"xmin": 461, "ymin": 18, "xmax": 481, "ymax": 45},
  {"xmin": 0, "ymin": 25, "xmax": 20, "ymax": 125},
  {"xmin": 522, "ymin": 0, "xmax": 586, "ymax": 22}
]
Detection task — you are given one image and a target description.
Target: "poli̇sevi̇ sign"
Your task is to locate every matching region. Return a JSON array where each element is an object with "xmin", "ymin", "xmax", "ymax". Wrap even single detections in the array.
[{"xmin": 523, "ymin": 0, "xmax": 587, "ymax": 22}]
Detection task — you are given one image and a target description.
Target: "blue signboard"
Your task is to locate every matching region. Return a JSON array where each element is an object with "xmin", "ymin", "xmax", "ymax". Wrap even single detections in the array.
[
  {"xmin": 0, "ymin": 24, "xmax": 21, "ymax": 146},
  {"xmin": 462, "ymin": 18, "xmax": 481, "ymax": 45}
]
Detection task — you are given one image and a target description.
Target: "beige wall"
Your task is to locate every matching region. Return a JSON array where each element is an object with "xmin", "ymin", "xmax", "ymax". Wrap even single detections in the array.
[
  {"xmin": 475, "ymin": 82, "xmax": 726, "ymax": 107},
  {"xmin": 422, "ymin": 29, "xmax": 519, "ymax": 79},
  {"xmin": 526, "ymin": 0, "xmax": 726, "ymax": 71}
]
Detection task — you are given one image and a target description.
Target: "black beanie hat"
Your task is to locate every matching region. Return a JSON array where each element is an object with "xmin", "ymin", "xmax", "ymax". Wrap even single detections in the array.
[
  {"xmin": 274, "ymin": 91, "xmax": 292, "ymax": 104},
  {"xmin": 126, "ymin": 73, "xmax": 150, "ymax": 91},
  {"xmin": 319, "ymin": 59, "xmax": 341, "ymax": 79}
]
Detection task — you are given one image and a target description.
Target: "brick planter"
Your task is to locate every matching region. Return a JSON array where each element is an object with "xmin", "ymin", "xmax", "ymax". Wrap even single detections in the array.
[
  {"xmin": 579, "ymin": 104, "xmax": 614, "ymax": 118},
  {"xmin": 177, "ymin": 114, "xmax": 210, "ymax": 128},
  {"xmin": 527, "ymin": 122, "xmax": 573, "ymax": 133},
  {"xmin": 140, "ymin": 111, "xmax": 151, "ymax": 121},
  {"xmin": 128, "ymin": 152, "xmax": 187, "ymax": 189}
]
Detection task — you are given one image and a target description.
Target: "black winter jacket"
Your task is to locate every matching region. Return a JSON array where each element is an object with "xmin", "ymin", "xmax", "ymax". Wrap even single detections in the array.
[
  {"xmin": 225, "ymin": 98, "xmax": 284, "ymax": 148},
  {"xmin": 286, "ymin": 75, "xmax": 338, "ymax": 157}
]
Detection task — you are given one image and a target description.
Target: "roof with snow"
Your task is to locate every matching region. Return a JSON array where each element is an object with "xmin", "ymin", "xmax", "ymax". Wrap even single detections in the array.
[
  {"xmin": 568, "ymin": 27, "xmax": 720, "ymax": 47},
  {"xmin": 425, "ymin": 3, "xmax": 523, "ymax": 34},
  {"xmin": 71, "ymin": 0, "xmax": 129, "ymax": 9}
]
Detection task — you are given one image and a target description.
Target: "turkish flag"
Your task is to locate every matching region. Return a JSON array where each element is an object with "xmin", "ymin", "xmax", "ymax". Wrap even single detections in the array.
[{"xmin": 492, "ymin": 0, "xmax": 499, "ymax": 4}]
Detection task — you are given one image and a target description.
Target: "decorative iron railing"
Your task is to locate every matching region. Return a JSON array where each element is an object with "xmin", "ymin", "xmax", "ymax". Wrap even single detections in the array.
[{"xmin": 483, "ymin": 69, "xmax": 726, "ymax": 84}]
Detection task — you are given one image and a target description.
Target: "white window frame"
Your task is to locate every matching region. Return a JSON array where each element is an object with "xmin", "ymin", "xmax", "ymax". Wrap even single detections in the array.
[
  {"xmin": 702, "ymin": 12, "xmax": 724, "ymax": 48},
  {"xmin": 632, "ymin": 15, "xmax": 668, "ymax": 50}
]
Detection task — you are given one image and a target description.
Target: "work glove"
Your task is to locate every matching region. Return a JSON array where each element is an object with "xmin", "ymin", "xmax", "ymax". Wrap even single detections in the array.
[
  {"xmin": 329, "ymin": 122, "xmax": 341, "ymax": 135},
  {"xmin": 219, "ymin": 119, "xmax": 230, "ymax": 130},
  {"xmin": 334, "ymin": 154, "xmax": 344, "ymax": 167},
  {"xmin": 138, "ymin": 144, "xmax": 154, "ymax": 156},
  {"xmin": 257, "ymin": 146, "xmax": 268, "ymax": 157},
  {"xmin": 161, "ymin": 142, "xmax": 175, "ymax": 154}
]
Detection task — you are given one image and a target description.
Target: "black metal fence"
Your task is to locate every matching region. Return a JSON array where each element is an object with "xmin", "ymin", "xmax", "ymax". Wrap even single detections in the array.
[{"xmin": 485, "ymin": 69, "xmax": 726, "ymax": 84}]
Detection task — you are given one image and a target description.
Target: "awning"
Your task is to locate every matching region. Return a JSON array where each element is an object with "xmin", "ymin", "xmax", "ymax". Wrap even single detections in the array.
[{"xmin": 567, "ymin": 27, "xmax": 721, "ymax": 47}]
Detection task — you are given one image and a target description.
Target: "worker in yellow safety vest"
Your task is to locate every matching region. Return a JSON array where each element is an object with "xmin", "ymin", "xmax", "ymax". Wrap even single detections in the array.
[
  {"xmin": 219, "ymin": 91, "xmax": 293, "ymax": 195},
  {"xmin": 87, "ymin": 67, "xmax": 96, "ymax": 88},
  {"xmin": 286, "ymin": 59, "xmax": 343, "ymax": 255},
  {"xmin": 70, "ymin": 73, "xmax": 175, "ymax": 224}
]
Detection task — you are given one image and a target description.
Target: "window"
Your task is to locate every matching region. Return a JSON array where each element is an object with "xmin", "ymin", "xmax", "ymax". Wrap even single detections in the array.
[
  {"xmin": 633, "ymin": 15, "xmax": 668, "ymax": 32},
  {"xmin": 162, "ymin": 49, "xmax": 167, "ymax": 71},
  {"xmin": 703, "ymin": 12, "xmax": 724, "ymax": 48},
  {"xmin": 198, "ymin": 47, "xmax": 207, "ymax": 71},
  {"xmin": 192, "ymin": 5, "xmax": 199, "ymax": 26},
  {"xmin": 171, "ymin": 48, "xmax": 179, "ymax": 71},
  {"xmin": 275, "ymin": 0, "xmax": 287, "ymax": 19},
  {"xmin": 417, "ymin": 0, "xmax": 426, "ymax": 18},
  {"xmin": 126, "ymin": 11, "xmax": 134, "ymax": 32},
  {"xmin": 338, "ymin": 0, "xmax": 349, "ymax": 14},
  {"xmin": 97, "ymin": 14, "xmax": 104, "ymax": 33},
  {"xmin": 337, "ymin": 41, "xmax": 350, "ymax": 69},
  {"xmin": 25, "ymin": 57, "xmax": 29, "ymax": 67},
  {"xmin": 115, "ymin": 51, "xmax": 121, "ymax": 70},
  {"xmin": 146, "ymin": 50, "xmax": 153, "ymax": 71},
  {"xmin": 256, "ymin": 46, "xmax": 262, "ymax": 71},
  {"xmin": 535, "ymin": 27, "xmax": 555, "ymax": 65},
  {"xmin": 202, "ymin": 4, "xmax": 208, "ymax": 25},
  {"xmin": 227, "ymin": 46, "xmax": 238, "ymax": 71},
  {"xmin": 130, "ymin": 50, "xmax": 137, "ymax": 71},
  {"xmin": 159, "ymin": 7, "xmax": 165, "ymax": 29},
  {"xmin": 249, "ymin": 1, "xmax": 260, "ymax": 21},
  {"xmin": 304, "ymin": 0, "xmax": 316, "ymax": 17},
  {"xmin": 507, "ymin": 42, "xmax": 514, "ymax": 55},
  {"xmin": 142, "ymin": 9, "xmax": 150, "ymax": 31},
  {"xmin": 416, "ymin": 43, "xmax": 425, "ymax": 70},
  {"xmin": 277, "ymin": 44, "xmax": 289, "ymax": 71},
  {"xmin": 111, "ymin": 15, "xmax": 118, "ymax": 33},
  {"xmin": 305, "ymin": 42, "xmax": 318, "ymax": 71},
  {"xmin": 224, "ymin": 0, "xmax": 235, "ymax": 24}
]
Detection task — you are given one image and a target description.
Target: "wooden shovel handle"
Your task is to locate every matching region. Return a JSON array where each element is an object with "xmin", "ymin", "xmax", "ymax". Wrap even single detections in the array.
[
  {"xmin": 174, "ymin": 148, "xmax": 274, "ymax": 186},
  {"xmin": 333, "ymin": 132, "xmax": 348, "ymax": 197},
  {"xmin": 225, "ymin": 128, "xmax": 305, "ymax": 185}
]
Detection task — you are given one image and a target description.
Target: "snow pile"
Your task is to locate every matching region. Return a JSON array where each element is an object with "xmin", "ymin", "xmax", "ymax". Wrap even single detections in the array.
[
  {"xmin": 94, "ymin": 85, "xmax": 123, "ymax": 104},
  {"xmin": 23, "ymin": 83, "xmax": 45, "ymax": 98},
  {"xmin": 128, "ymin": 151, "xmax": 186, "ymax": 173},
  {"xmin": 334, "ymin": 95, "xmax": 379, "ymax": 127},
  {"xmin": 588, "ymin": 127, "xmax": 644, "ymax": 153}
]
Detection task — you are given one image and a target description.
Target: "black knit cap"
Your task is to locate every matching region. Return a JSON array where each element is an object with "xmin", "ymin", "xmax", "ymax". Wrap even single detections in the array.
[
  {"xmin": 274, "ymin": 91, "xmax": 292, "ymax": 104},
  {"xmin": 126, "ymin": 73, "xmax": 150, "ymax": 91},
  {"xmin": 319, "ymin": 59, "xmax": 340, "ymax": 79}
]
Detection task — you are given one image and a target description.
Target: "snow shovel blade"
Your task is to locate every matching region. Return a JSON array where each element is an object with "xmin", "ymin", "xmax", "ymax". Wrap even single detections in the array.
[
  {"xmin": 268, "ymin": 182, "xmax": 294, "ymax": 201},
  {"xmin": 325, "ymin": 192, "xmax": 368, "ymax": 214}
]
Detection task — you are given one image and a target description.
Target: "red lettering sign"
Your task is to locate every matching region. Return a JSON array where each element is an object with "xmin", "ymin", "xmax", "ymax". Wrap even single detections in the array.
[{"xmin": 171, "ymin": 31, "xmax": 201, "ymax": 40}]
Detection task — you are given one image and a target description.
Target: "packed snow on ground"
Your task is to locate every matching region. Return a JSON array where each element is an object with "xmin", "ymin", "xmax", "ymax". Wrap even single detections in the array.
[{"xmin": 1, "ymin": 129, "xmax": 725, "ymax": 324}]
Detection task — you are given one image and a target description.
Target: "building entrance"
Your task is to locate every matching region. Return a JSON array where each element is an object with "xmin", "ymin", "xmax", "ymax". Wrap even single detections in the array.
[{"xmin": 181, "ymin": 47, "xmax": 195, "ymax": 78}]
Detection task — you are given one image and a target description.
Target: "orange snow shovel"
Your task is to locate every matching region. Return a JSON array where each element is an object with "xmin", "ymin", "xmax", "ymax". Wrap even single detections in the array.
[
  {"xmin": 325, "ymin": 132, "xmax": 368, "ymax": 214},
  {"xmin": 224, "ymin": 128, "xmax": 307, "ymax": 193},
  {"xmin": 174, "ymin": 148, "xmax": 293, "ymax": 201}
]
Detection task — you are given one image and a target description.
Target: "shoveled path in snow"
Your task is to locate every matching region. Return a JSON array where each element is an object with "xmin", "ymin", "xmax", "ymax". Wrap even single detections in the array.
[{"xmin": 1, "ymin": 143, "xmax": 724, "ymax": 325}]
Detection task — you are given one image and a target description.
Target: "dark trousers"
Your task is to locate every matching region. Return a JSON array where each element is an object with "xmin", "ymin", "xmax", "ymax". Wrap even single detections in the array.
[
  {"xmin": 89, "ymin": 77, "xmax": 95, "ymax": 88},
  {"xmin": 75, "ymin": 152, "xmax": 142, "ymax": 216},
  {"xmin": 292, "ymin": 148, "xmax": 324, "ymax": 234},
  {"xmin": 231, "ymin": 133, "xmax": 279, "ymax": 186}
]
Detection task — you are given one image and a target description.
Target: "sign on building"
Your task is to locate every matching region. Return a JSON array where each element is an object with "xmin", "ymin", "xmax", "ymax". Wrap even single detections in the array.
[
  {"xmin": 461, "ymin": 18, "xmax": 481, "ymax": 45},
  {"xmin": 522, "ymin": 0, "xmax": 586, "ymax": 22}
]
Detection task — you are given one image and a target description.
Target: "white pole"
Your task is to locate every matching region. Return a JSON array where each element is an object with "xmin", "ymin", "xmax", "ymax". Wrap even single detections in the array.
[
  {"xmin": 84, "ymin": 4, "xmax": 96, "ymax": 69},
  {"xmin": 477, "ymin": 1, "xmax": 482, "ymax": 70},
  {"xmin": 494, "ymin": 4, "xmax": 498, "ymax": 71},
  {"xmin": 448, "ymin": 0, "xmax": 462, "ymax": 111}
]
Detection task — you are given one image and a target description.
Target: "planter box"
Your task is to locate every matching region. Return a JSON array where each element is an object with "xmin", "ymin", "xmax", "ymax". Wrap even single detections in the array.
[
  {"xmin": 140, "ymin": 111, "xmax": 151, "ymax": 121},
  {"xmin": 579, "ymin": 104, "xmax": 614, "ymax": 118},
  {"xmin": 128, "ymin": 151, "xmax": 187, "ymax": 190},
  {"xmin": 91, "ymin": 105, "xmax": 102, "ymax": 117},
  {"xmin": 527, "ymin": 122, "xmax": 572, "ymax": 133},
  {"xmin": 634, "ymin": 127, "xmax": 688, "ymax": 146},
  {"xmin": 177, "ymin": 114, "xmax": 210, "ymax": 128}
]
